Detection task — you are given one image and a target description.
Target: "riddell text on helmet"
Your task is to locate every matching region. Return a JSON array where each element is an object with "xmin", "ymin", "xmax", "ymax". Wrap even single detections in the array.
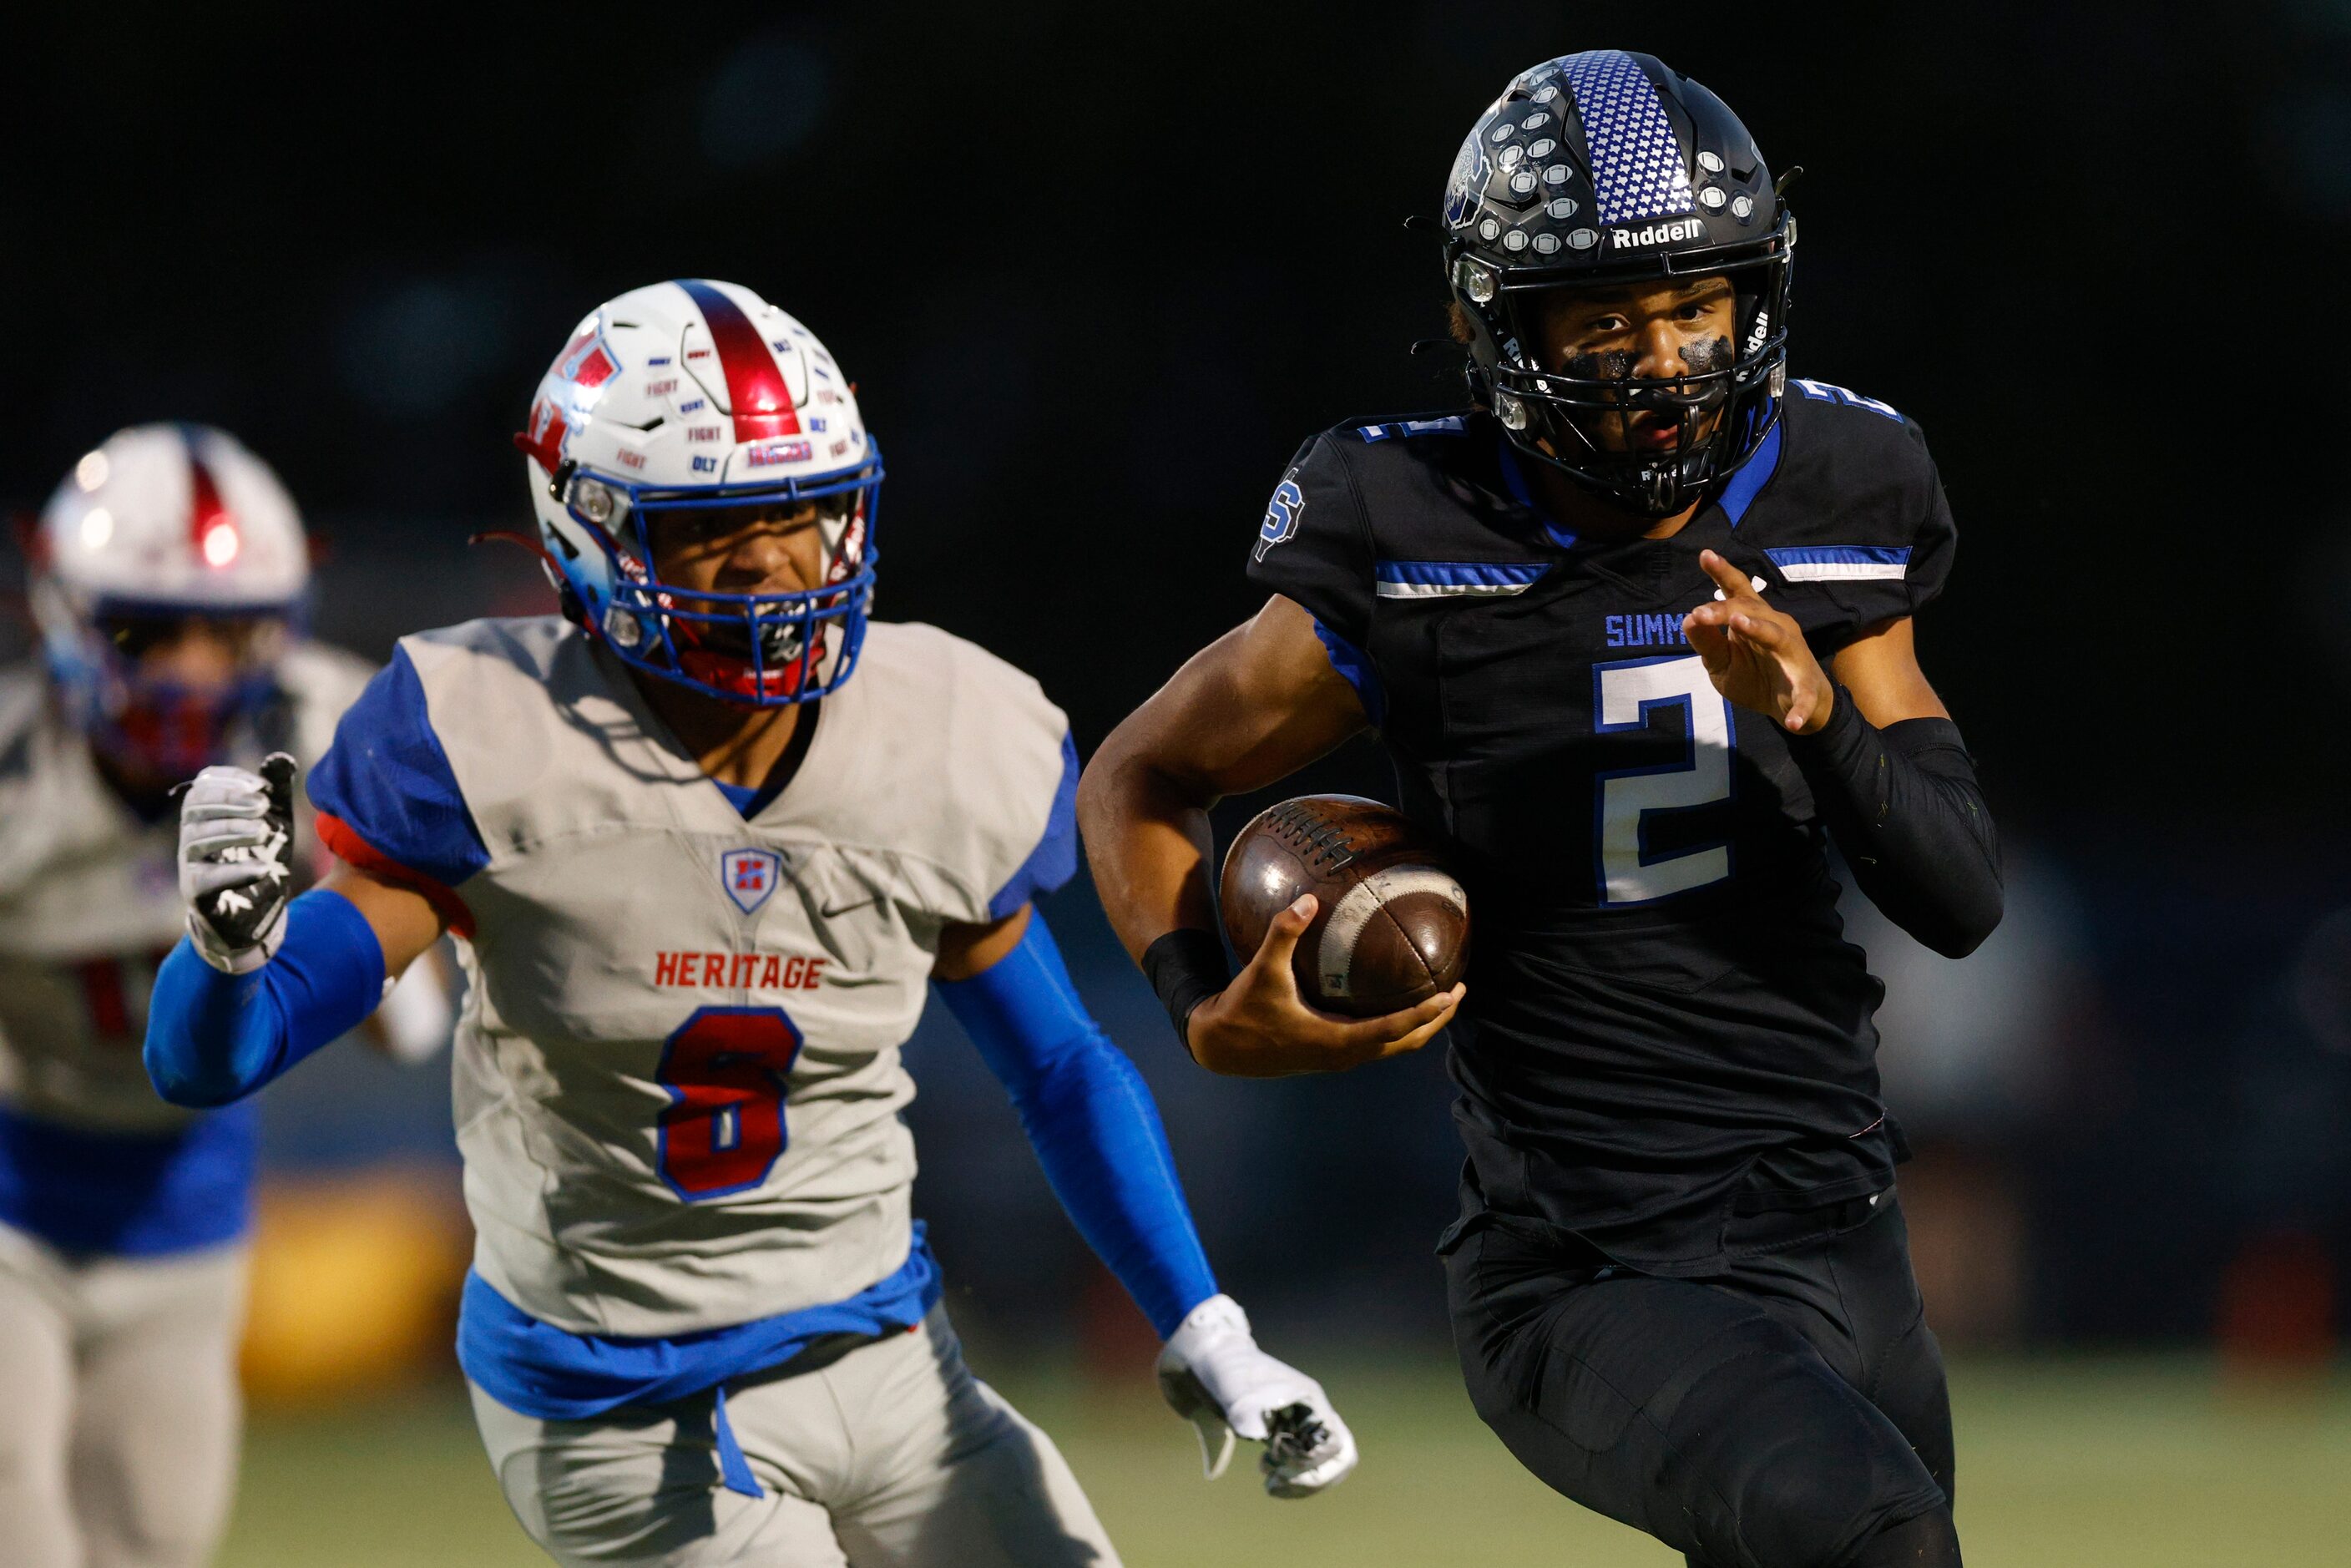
[{"xmin": 1611, "ymin": 218, "xmax": 1706, "ymax": 249}]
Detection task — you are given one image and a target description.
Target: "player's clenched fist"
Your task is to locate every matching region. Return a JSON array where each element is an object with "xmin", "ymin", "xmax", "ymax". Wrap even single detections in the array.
[
  {"xmin": 1156, "ymin": 1293, "xmax": 1358, "ymax": 1498},
  {"xmin": 179, "ymin": 753, "xmax": 298, "ymax": 974},
  {"xmin": 1681, "ymin": 549, "xmax": 1837, "ymax": 735}
]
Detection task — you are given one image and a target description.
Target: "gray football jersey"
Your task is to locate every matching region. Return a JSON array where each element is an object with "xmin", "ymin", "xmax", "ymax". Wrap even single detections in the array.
[
  {"xmin": 312, "ymin": 617, "xmax": 1074, "ymax": 1338},
  {"xmin": 0, "ymin": 645, "xmax": 374, "ymax": 1132}
]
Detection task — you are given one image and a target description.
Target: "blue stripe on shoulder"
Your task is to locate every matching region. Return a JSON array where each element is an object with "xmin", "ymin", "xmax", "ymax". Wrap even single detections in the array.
[
  {"xmin": 1373, "ymin": 559, "xmax": 1548, "ymax": 589},
  {"xmin": 988, "ymin": 731, "xmax": 1080, "ymax": 918},
  {"xmin": 1718, "ymin": 416, "xmax": 1783, "ymax": 529},
  {"xmin": 1765, "ymin": 545, "xmax": 1912, "ymax": 567},
  {"xmin": 1356, "ymin": 417, "xmax": 1468, "ymax": 443},
  {"xmin": 307, "ymin": 645, "xmax": 491, "ymax": 888},
  {"xmin": 0, "ymin": 1102, "xmax": 256, "ymax": 1255},
  {"xmin": 1311, "ymin": 618, "xmax": 1387, "ymax": 726}
]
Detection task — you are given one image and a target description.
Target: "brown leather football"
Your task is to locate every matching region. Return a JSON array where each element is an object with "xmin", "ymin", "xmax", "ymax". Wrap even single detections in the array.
[{"xmin": 1218, "ymin": 794, "xmax": 1470, "ymax": 1018}]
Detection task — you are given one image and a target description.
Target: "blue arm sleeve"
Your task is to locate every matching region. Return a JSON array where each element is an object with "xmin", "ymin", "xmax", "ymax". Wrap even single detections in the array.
[
  {"xmin": 935, "ymin": 913, "xmax": 1217, "ymax": 1339},
  {"xmin": 144, "ymin": 889, "xmax": 389, "ymax": 1109}
]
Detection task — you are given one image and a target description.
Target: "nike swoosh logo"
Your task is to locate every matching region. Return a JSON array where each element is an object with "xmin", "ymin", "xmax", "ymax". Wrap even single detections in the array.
[{"xmin": 819, "ymin": 895, "xmax": 882, "ymax": 919}]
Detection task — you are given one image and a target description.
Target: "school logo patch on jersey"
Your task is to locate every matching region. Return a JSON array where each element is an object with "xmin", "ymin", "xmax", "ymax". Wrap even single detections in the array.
[
  {"xmin": 1255, "ymin": 470, "xmax": 1306, "ymax": 562},
  {"xmin": 720, "ymin": 848, "xmax": 784, "ymax": 915}
]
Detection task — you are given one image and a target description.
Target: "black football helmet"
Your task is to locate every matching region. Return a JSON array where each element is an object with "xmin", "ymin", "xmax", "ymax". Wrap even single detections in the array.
[{"xmin": 1441, "ymin": 51, "xmax": 1792, "ymax": 516}]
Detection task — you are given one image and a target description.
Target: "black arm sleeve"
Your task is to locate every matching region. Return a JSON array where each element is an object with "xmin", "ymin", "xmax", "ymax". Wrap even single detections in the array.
[{"xmin": 1790, "ymin": 690, "xmax": 2003, "ymax": 959}]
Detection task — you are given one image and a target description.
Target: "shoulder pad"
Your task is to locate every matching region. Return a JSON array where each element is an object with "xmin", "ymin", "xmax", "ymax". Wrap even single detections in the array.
[
  {"xmin": 1743, "ymin": 385, "xmax": 1956, "ymax": 637},
  {"xmin": 837, "ymin": 622, "xmax": 1074, "ymax": 922},
  {"xmin": 1786, "ymin": 377, "xmax": 1904, "ymax": 422},
  {"xmin": 403, "ymin": 615, "xmax": 579, "ymax": 683}
]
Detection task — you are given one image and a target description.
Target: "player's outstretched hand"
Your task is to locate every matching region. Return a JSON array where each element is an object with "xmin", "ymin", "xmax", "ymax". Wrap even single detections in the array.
[
  {"xmin": 1185, "ymin": 893, "xmax": 1461, "ymax": 1078},
  {"xmin": 1156, "ymin": 1294, "xmax": 1358, "ymax": 1499},
  {"xmin": 179, "ymin": 753, "xmax": 299, "ymax": 974},
  {"xmin": 1681, "ymin": 549, "xmax": 1836, "ymax": 735}
]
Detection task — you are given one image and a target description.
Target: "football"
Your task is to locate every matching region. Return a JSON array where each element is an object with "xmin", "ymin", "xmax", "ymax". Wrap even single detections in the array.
[{"xmin": 1218, "ymin": 794, "xmax": 1470, "ymax": 1018}]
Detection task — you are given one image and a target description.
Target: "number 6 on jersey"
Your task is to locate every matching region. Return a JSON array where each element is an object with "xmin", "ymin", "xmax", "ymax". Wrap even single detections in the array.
[
  {"xmin": 655, "ymin": 1005, "xmax": 804, "ymax": 1200},
  {"xmin": 1594, "ymin": 655, "xmax": 1736, "ymax": 905}
]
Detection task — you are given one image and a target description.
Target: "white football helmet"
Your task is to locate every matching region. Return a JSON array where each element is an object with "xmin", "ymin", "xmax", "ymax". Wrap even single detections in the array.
[
  {"xmin": 32, "ymin": 424, "xmax": 309, "ymax": 777},
  {"xmin": 516, "ymin": 279, "xmax": 882, "ymax": 706}
]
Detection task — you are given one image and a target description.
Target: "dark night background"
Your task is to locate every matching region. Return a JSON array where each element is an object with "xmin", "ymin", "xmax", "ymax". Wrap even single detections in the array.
[{"xmin": 4, "ymin": 2, "xmax": 2348, "ymax": 1353}]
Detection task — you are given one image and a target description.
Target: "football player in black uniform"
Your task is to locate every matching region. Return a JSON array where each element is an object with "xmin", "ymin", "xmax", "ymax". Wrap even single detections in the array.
[{"xmin": 1077, "ymin": 50, "xmax": 1999, "ymax": 1568}]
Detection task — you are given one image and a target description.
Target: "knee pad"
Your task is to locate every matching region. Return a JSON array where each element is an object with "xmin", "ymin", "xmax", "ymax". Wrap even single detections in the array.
[
  {"xmin": 1843, "ymin": 1507, "xmax": 1960, "ymax": 1568},
  {"xmin": 1667, "ymin": 1341, "xmax": 1946, "ymax": 1568}
]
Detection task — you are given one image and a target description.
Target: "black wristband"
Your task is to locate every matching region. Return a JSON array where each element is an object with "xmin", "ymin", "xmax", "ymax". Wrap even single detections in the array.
[{"xmin": 1140, "ymin": 928, "xmax": 1233, "ymax": 1058}]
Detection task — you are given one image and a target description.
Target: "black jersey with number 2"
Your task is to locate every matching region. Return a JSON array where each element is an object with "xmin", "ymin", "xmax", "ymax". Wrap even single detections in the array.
[{"xmin": 1246, "ymin": 384, "xmax": 1960, "ymax": 1275}]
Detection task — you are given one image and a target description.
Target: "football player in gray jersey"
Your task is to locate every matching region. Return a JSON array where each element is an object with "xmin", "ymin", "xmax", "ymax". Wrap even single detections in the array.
[{"xmin": 148, "ymin": 281, "xmax": 1357, "ymax": 1567}]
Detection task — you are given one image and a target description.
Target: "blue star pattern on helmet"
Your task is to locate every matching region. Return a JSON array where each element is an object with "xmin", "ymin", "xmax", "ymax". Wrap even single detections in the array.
[{"xmin": 1557, "ymin": 51, "xmax": 1696, "ymax": 225}]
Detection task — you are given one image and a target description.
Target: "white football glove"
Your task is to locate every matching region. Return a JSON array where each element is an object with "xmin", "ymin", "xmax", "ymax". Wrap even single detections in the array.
[
  {"xmin": 178, "ymin": 754, "xmax": 299, "ymax": 974},
  {"xmin": 1155, "ymin": 1293, "xmax": 1358, "ymax": 1498}
]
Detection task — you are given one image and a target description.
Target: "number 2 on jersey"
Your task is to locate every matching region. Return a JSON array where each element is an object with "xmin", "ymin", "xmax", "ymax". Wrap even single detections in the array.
[
  {"xmin": 1594, "ymin": 655, "xmax": 1736, "ymax": 905},
  {"xmin": 655, "ymin": 1006, "xmax": 804, "ymax": 1200}
]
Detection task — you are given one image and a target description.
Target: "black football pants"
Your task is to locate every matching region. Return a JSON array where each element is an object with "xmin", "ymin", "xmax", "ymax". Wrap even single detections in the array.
[{"xmin": 1443, "ymin": 1191, "xmax": 1956, "ymax": 1568}]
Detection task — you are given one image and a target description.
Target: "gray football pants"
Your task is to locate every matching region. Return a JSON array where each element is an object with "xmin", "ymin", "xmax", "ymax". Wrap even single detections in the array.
[
  {"xmin": 0, "ymin": 1226, "xmax": 246, "ymax": 1568},
  {"xmin": 470, "ymin": 1303, "xmax": 1120, "ymax": 1567}
]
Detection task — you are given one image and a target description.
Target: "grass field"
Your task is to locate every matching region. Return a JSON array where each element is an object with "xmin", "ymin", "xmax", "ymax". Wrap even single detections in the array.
[{"xmin": 222, "ymin": 1356, "xmax": 2350, "ymax": 1566}]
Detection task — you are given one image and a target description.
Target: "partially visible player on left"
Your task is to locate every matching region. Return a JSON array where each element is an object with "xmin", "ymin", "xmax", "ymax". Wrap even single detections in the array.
[{"xmin": 0, "ymin": 425, "xmax": 447, "ymax": 1568}]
